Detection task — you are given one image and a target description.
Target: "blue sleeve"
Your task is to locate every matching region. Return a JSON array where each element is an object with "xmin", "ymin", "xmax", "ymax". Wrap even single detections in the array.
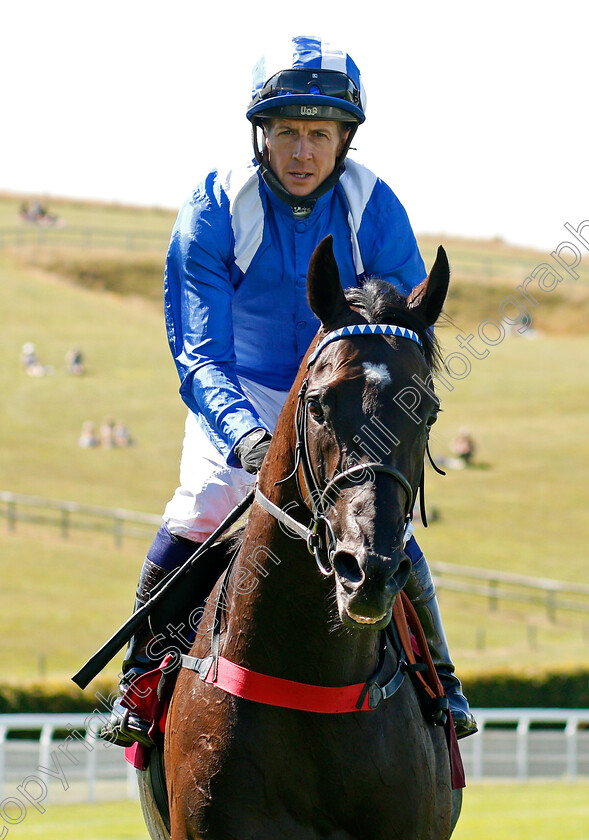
[
  {"xmin": 357, "ymin": 179, "xmax": 426, "ymax": 295},
  {"xmin": 163, "ymin": 173, "xmax": 267, "ymax": 465}
]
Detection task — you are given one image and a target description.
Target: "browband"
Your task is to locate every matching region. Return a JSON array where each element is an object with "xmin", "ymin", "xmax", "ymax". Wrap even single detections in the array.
[{"xmin": 307, "ymin": 323, "xmax": 423, "ymax": 367}]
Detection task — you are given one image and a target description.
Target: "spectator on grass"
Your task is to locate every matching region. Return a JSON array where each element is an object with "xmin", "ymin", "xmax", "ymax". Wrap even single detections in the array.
[
  {"xmin": 20, "ymin": 342, "xmax": 37, "ymax": 371},
  {"xmin": 19, "ymin": 200, "xmax": 60, "ymax": 226},
  {"xmin": 65, "ymin": 345, "xmax": 85, "ymax": 375},
  {"xmin": 78, "ymin": 421, "xmax": 98, "ymax": 448},
  {"xmin": 450, "ymin": 427, "xmax": 476, "ymax": 467},
  {"xmin": 20, "ymin": 342, "xmax": 52, "ymax": 377},
  {"xmin": 100, "ymin": 417, "xmax": 116, "ymax": 448},
  {"xmin": 114, "ymin": 421, "xmax": 133, "ymax": 447}
]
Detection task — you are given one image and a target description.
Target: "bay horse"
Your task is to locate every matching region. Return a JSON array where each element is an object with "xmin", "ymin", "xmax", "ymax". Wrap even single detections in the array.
[{"xmin": 148, "ymin": 236, "xmax": 460, "ymax": 839}]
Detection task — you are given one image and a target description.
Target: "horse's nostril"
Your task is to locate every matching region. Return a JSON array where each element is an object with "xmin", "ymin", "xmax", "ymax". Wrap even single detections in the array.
[
  {"xmin": 333, "ymin": 551, "xmax": 364, "ymax": 585},
  {"xmin": 389, "ymin": 557, "xmax": 412, "ymax": 593}
]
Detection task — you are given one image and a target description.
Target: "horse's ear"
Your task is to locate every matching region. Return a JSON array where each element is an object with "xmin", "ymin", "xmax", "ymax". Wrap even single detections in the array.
[
  {"xmin": 407, "ymin": 245, "xmax": 450, "ymax": 326},
  {"xmin": 307, "ymin": 235, "xmax": 350, "ymax": 326}
]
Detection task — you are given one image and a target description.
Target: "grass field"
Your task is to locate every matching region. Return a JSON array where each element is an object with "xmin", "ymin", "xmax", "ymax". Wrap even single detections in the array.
[
  {"xmin": 453, "ymin": 781, "xmax": 589, "ymax": 840},
  {"xmin": 1, "ymin": 192, "xmax": 588, "ymax": 689},
  {"xmin": 5, "ymin": 782, "xmax": 589, "ymax": 839},
  {"xmin": 0, "ymin": 191, "xmax": 175, "ymax": 240}
]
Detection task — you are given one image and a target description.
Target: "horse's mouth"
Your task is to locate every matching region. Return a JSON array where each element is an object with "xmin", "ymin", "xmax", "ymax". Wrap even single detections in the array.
[{"xmin": 343, "ymin": 606, "xmax": 391, "ymax": 629}]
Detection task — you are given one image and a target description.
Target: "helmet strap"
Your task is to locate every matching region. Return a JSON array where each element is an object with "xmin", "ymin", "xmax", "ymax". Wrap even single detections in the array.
[{"xmin": 251, "ymin": 120, "xmax": 358, "ymax": 218}]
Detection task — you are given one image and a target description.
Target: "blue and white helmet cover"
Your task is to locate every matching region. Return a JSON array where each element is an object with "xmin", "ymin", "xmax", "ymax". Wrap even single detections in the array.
[{"xmin": 247, "ymin": 35, "xmax": 367, "ymax": 124}]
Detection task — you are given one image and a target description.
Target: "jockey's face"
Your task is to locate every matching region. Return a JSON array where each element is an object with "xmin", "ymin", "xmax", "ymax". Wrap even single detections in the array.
[{"xmin": 264, "ymin": 119, "xmax": 349, "ymax": 197}]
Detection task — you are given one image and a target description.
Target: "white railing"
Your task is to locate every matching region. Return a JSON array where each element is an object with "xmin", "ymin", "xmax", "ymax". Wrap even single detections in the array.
[
  {"xmin": 0, "ymin": 491, "xmax": 161, "ymax": 547},
  {"xmin": 0, "ymin": 225, "xmax": 169, "ymax": 251},
  {"xmin": 430, "ymin": 560, "xmax": 589, "ymax": 620},
  {"xmin": 0, "ymin": 713, "xmax": 136, "ymax": 805},
  {"xmin": 0, "ymin": 709, "xmax": 587, "ymax": 810},
  {"xmin": 459, "ymin": 708, "xmax": 589, "ymax": 781}
]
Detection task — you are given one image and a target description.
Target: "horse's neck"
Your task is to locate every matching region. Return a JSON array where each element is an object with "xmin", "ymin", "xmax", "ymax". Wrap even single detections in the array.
[
  {"xmin": 219, "ymin": 382, "xmax": 384, "ymax": 685},
  {"xmin": 221, "ymin": 485, "xmax": 382, "ymax": 687}
]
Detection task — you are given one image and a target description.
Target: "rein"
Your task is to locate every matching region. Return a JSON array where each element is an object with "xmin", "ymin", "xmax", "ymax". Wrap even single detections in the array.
[{"xmin": 181, "ymin": 322, "xmax": 431, "ymax": 714}]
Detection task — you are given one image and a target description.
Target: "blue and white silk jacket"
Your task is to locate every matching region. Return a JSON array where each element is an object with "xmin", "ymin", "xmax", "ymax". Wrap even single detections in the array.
[{"xmin": 163, "ymin": 158, "xmax": 426, "ymax": 465}]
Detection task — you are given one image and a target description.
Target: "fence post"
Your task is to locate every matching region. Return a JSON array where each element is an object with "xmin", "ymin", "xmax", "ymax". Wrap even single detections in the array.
[
  {"xmin": 546, "ymin": 590, "xmax": 557, "ymax": 622},
  {"xmin": 86, "ymin": 723, "xmax": 98, "ymax": 803},
  {"xmin": 113, "ymin": 515, "xmax": 123, "ymax": 548},
  {"xmin": 39, "ymin": 724, "xmax": 54, "ymax": 803},
  {"xmin": 565, "ymin": 717, "xmax": 578, "ymax": 781},
  {"xmin": 489, "ymin": 579, "xmax": 498, "ymax": 611},
  {"xmin": 516, "ymin": 717, "xmax": 530, "ymax": 780},
  {"xmin": 527, "ymin": 624, "xmax": 537, "ymax": 649},
  {"xmin": 471, "ymin": 717, "xmax": 484, "ymax": 780},
  {"xmin": 61, "ymin": 508, "xmax": 70, "ymax": 540},
  {"xmin": 0, "ymin": 725, "xmax": 7, "ymax": 799},
  {"xmin": 7, "ymin": 498, "xmax": 16, "ymax": 532},
  {"xmin": 127, "ymin": 761, "xmax": 139, "ymax": 799}
]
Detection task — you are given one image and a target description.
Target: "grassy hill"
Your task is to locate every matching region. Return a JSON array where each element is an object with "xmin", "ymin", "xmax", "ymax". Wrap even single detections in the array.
[{"xmin": 1, "ymin": 192, "xmax": 588, "ymax": 693}]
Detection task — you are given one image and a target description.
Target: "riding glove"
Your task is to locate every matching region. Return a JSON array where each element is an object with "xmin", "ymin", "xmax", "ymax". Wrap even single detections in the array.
[{"xmin": 235, "ymin": 428, "xmax": 273, "ymax": 474}]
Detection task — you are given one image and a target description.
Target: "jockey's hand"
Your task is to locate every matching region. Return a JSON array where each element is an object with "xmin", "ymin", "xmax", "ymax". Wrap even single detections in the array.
[{"xmin": 235, "ymin": 428, "xmax": 273, "ymax": 474}]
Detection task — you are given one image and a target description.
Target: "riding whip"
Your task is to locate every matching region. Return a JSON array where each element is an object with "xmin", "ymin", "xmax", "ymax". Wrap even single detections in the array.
[{"xmin": 71, "ymin": 488, "xmax": 255, "ymax": 689}]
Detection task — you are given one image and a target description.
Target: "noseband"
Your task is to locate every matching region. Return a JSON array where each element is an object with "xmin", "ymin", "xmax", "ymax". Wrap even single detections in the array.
[{"xmin": 256, "ymin": 323, "xmax": 424, "ymax": 575}]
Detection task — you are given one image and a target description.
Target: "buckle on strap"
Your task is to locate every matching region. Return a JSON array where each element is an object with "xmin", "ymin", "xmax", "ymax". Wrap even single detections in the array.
[
  {"xmin": 427, "ymin": 695, "xmax": 450, "ymax": 727},
  {"xmin": 307, "ymin": 515, "xmax": 335, "ymax": 577},
  {"xmin": 356, "ymin": 653, "xmax": 407, "ymax": 710},
  {"xmin": 181, "ymin": 654, "xmax": 215, "ymax": 681},
  {"xmin": 368, "ymin": 683, "xmax": 385, "ymax": 709}
]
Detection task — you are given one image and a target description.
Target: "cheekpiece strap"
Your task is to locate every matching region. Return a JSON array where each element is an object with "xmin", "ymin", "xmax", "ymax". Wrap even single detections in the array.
[{"xmin": 307, "ymin": 323, "xmax": 423, "ymax": 367}]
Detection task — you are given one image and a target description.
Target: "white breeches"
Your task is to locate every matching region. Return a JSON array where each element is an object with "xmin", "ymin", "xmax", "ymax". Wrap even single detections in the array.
[{"xmin": 163, "ymin": 376, "xmax": 289, "ymax": 542}]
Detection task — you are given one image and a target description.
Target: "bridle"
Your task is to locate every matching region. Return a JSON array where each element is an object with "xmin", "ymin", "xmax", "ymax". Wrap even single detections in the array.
[
  {"xmin": 255, "ymin": 323, "xmax": 426, "ymax": 576},
  {"xmin": 180, "ymin": 321, "xmax": 455, "ymax": 719}
]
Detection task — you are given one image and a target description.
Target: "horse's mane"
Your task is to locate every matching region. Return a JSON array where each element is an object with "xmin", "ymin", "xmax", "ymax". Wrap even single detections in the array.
[{"xmin": 344, "ymin": 279, "xmax": 443, "ymax": 373}]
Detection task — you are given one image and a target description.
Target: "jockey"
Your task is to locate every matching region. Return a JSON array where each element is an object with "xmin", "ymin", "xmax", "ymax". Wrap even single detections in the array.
[{"xmin": 101, "ymin": 35, "xmax": 477, "ymax": 746}]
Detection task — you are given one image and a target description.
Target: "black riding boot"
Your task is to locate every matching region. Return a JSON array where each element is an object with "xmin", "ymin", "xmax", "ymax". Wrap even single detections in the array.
[
  {"xmin": 100, "ymin": 527, "xmax": 201, "ymax": 748},
  {"xmin": 100, "ymin": 559, "xmax": 172, "ymax": 747},
  {"xmin": 405, "ymin": 538, "xmax": 478, "ymax": 739}
]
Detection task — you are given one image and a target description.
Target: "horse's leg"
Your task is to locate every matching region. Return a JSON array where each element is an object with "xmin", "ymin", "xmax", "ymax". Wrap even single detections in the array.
[
  {"xmin": 167, "ymin": 773, "xmax": 200, "ymax": 840},
  {"xmin": 423, "ymin": 726, "xmax": 455, "ymax": 840},
  {"xmin": 449, "ymin": 789, "xmax": 463, "ymax": 837},
  {"xmin": 166, "ymin": 675, "xmax": 226, "ymax": 840},
  {"xmin": 136, "ymin": 760, "xmax": 171, "ymax": 840}
]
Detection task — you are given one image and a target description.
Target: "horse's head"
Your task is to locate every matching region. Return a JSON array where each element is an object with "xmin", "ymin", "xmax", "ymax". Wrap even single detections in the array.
[{"xmin": 301, "ymin": 236, "xmax": 448, "ymax": 630}]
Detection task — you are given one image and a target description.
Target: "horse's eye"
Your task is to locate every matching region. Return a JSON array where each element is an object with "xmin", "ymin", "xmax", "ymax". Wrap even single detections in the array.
[
  {"xmin": 307, "ymin": 398, "xmax": 325, "ymax": 422},
  {"xmin": 426, "ymin": 405, "xmax": 441, "ymax": 430}
]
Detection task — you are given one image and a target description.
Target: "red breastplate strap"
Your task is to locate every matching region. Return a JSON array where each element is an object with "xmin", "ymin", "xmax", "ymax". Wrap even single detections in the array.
[
  {"xmin": 204, "ymin": 654, "xmax": 374, "ymax": 713},
  {"xmin": 180, "ymin": 592, "xmax": 443, "ymax": 714},
  {"xmin": 181, "ymin": 650, "xmax": 407, "ymax": 713},
  {"xmin": 180, "ymin": 592, "xmax": 438, "ymax": 714}
]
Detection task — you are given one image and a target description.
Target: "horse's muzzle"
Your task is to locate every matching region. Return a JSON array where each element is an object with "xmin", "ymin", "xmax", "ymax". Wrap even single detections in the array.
[{"xmin": 333, "ymin": 548, "xmax": 412, "ymax": 630}]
